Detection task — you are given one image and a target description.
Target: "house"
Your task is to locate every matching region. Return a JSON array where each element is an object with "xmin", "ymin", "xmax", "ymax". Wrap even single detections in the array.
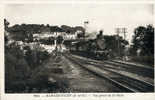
[{"xmin": 33, "ymin": 26, "xmax": 85, "ymax": 41}]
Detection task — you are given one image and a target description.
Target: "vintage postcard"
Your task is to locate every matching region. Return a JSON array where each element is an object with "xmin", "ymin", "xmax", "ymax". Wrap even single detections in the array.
[{"xmin": 0, "ymin": 2, "xmax": 155, "ymax": 100}]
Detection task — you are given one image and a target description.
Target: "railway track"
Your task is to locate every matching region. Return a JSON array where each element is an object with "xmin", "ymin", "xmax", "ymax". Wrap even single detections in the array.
[
  {"xmin": 64, "ymin": 54, "xmax": 154, "ymax": 92},
  {"xmin": 110, "ymin": 60, "xmax": 154, "ymax": 70},
  {"xmin": 72, "ymin": 54, "xmax": 154, "ymax": 79},
  {"xmin": 103, "ymin": 60, "xmax": 154, "ymax": 79}
]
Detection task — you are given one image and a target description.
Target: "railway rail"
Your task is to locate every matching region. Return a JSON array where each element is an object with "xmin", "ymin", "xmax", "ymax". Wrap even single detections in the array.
[
  {"xmin": 110, "ymin": 60, "xmax": 154, "ymax": 70},
  {"xmin": 103, "ymin": 60, "xmax": 154, "ymax": 79},
  {"xmin": 64, "ymin": 54, "xmax": 154, "ymax": 92},
  {"xmin": 71, "ymin": 54, "xmax": 154, "ymax": 79}
]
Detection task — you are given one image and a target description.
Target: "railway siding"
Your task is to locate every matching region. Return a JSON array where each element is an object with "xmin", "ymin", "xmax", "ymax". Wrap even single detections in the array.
[
  {"xmin": 112, "ymin": 60, "xmax": 154, "ymax": 69},
  {"xmin": 67, "ymin": 54, "xmax": 154, "ymax": 92},
  {"xmin": 71, "ymin": 54, "xmax": 154, "ymax": 85}
]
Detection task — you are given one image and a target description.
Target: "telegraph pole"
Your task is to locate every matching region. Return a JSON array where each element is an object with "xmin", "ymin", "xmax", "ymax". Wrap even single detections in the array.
[
  {"xmin": 122, "ymin": 27, "xmax": 127, "ymax": 61},
  {"xmin": 122, "ymin": 28, "xmax": 127, "ymax": 42},
  {"xmin": 115, "ymin": 28, "xmax": 121, "ymax": 58}
]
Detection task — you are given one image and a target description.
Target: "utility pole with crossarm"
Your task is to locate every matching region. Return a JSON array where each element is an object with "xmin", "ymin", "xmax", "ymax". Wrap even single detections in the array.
[
  {"xmin": 115, "ymin": 28, "xmax": 121, "ymax": 57},
  {"xmin": 122, "ymin": 27, "xmax": 127, "ymax": 61}
]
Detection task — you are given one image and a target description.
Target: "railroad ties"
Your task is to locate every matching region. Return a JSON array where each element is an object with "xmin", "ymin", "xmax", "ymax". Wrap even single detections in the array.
[{"xmin": 64, "ymin": 54, "xmax": 154, "ymax": 92}]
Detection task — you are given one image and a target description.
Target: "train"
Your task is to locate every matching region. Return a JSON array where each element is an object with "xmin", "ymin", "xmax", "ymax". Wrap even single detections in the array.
[{"xmin": 69, "ymin": 30, "xmax": 110, "ymax": 60}]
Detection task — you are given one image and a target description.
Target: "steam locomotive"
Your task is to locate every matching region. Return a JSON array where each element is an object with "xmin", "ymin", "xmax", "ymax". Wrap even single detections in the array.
[{"xmin": 70, "ymin": 30, "xmax": 109, "ymax": 60}]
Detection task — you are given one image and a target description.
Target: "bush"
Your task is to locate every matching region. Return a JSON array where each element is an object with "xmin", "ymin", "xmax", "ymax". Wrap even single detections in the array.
[
  {"xmin": 5, "ymin": 42, "xmax": 50, "ymax": 93},
  {"xmin": 5, "ymin": 51, "xmax": 31, "ymax": 93},
  {"xmin": 24, "ymin": 48, "xmax": 50, "ymax": 70}
]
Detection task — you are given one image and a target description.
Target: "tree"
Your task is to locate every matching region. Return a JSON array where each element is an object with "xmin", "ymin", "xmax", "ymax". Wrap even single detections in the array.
[
  {"xmin": 57, "ymin": 35, "xmax": 64, "ymax": 44},
  {"xmin": 74, "ymin": 26, "xmax": 85, "ymax": 34},
  {"xmin": 77, "ymin": 33, "xmax": 84, "ymax": 38},
  {"xmin": 104, "ymin": 35, "xmax": 128, "ymax": 57},
  {"xmin": 46, "ymin": 24, "xmax": 50, "ymax": 27},
  {"xmin": 131, "ymin": 25, "xmax": 154, "ymax": 56},
  {"xmin": 50, "ymin": 26, "xmax": 62, "ymax": 32},
  {"xmin": 4, "ymin": 19, "xmax": 10, "ymax": 30},
  {"xmin": 61, "ymin": 25, "xmax": 73, "ymax": 34},
  {"xmin": 4, "ymin": 19, "xmax": 10, "ymax": 44}
]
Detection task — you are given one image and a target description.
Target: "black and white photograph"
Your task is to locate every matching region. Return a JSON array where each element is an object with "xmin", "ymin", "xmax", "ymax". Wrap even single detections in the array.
[{"xmin": 4, "ymin": 3, "xmax": 154, "ymax": 93}]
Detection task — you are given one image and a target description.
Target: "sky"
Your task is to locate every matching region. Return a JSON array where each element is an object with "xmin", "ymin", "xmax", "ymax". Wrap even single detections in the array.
[{"xmin": 5, "ymin": 4, "xmax": 154, "ymax": 43}]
